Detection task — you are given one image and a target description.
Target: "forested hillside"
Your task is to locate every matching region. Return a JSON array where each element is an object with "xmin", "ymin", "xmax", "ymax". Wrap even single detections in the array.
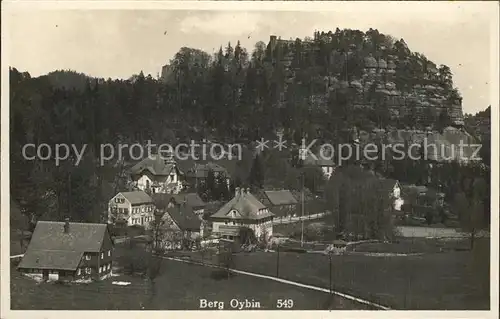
[{"xmin": 9, "ymin": 28, "xmax": 490, "ymax": 224}]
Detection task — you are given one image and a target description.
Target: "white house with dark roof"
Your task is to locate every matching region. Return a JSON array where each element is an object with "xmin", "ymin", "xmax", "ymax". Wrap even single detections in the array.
[
  {"xmin": 18, "ymin": 219, "xmax": 114, "ymax": 282},
  {"xmin": 108, "ymin": 191, "xmax": 155, "ymax": 227},
  {"xmin": 209, "ymin": 188, "xmax": 274, "ymax": 241},
  {"xmin": 129, "ymin": 153, "xmax": 184, "ymax": 194}
]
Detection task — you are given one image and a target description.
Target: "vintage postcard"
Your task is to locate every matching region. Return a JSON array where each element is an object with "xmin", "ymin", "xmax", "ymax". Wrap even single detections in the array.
[{"xmin": 1, "ymin": 1, "xmax": 498, "ymax": 318}]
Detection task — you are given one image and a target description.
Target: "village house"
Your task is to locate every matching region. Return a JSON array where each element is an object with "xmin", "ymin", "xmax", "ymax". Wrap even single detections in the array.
[
  {"xmin": 153, "ymin": 200, "xmax": 202, "ymax": 249},
  {"xmin": 129, "ymin": 153, "xmax": 184, "ymax": 194},
  {"xmin": 183, "ymin": 162, "xmax": 231, "ymax": 189},
  {"xmin": 258, "ymin": 190, "xmax": 298, "ymax": 219},
  {"xmin": 108, "ymin": 191, "xmax": 155, "ymax": 227},
  {"xmin": 17, "ymin": 219, "xmax": 114, "ymax": 282},
  {"xmin": 152, "ymin": 192, "xmax": 206, "ymax": 217},
  {"xmin": 209, "ymin": 188, "xmax": 274, "ymax": 241}
]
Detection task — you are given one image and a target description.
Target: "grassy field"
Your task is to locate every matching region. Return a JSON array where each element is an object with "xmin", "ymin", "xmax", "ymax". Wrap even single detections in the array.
[
  {"xmin": 349, "ymin": 237, "xmax": 471, "ymax": 254},
  {"xmin": 183, "ymin": 238, "xmax": 490, "ymax": 310},
  {"xmin": 10, "ymin": 245, "xmax": 370, "ymax": 310}
]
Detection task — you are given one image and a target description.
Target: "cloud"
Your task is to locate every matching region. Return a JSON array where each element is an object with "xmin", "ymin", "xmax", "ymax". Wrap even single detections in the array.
[{"xmin": 179, "ymin": 12, "xmax": 262, "ymax": 36}]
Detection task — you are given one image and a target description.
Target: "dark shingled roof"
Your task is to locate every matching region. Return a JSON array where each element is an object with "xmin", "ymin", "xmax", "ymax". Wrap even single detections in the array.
[
  {"xmin": 25, "ymin": 221, "xmax": 109, "ymax": 252},
  {"xmin": 120, "ymin": 191, "xmax": 153, "ymax": 205},
  {"xmin": 211, "ymin": 189, "xmax": 273, "ymax": 220},
  {"xmin": 152, "ymin": 193, "xmax": 175, "ymax": 210},
  {"xmin": 264, "ymin": 190, "xmax": 298, "ymax": 206},
  {"xmin": 152, "ymin": 192, "xmax": 206, "ymax": 210},
  {"xmin": 167, "ymin": 204, "xmax": 201, "ymax": 231},
  {"xmin": 18, "ymin": 250, "xmax": 83, "ymax": 271},
  {"xmin": 18, "ymin": 221, "xmax": 110, "ymax": 271},
  {"xmin": 291, "ymin": 189, "xmax": 315, "ymax": 203},
  {"xmin": 173, "ymin": 193, "xmax": 205, "ymax": 208}
]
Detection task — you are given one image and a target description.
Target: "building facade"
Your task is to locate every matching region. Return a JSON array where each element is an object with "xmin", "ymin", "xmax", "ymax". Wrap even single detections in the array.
[
  {"xmin": 210, "ymin": 188, "xmax": 274, "ymax": 241},
  {"xmin": 18, "ymin": 220, "xmax": 114, "ymax": 282},
  {"xmin": 108, "ymin": 191, "xmax": 155, "ymax": 227},
  {"xmin": 129, "ymin": 154, "xmax": 184, "ymax": 194}
]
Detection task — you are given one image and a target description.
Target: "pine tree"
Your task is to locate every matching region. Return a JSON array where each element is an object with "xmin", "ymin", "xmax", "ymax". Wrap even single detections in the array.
[
  {"xmin": 206, "ymin": 169, "xmax": 216, "ymax": 201},
  {"xmin": 248, "ymin": 154, "xmax": 265, "ymax": 189}
]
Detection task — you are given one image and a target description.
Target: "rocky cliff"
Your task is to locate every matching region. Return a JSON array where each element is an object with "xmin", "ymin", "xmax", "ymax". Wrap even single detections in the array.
[
  {"xmin": 267, "ymin": 30, "xmax": 464, "ymax": 128},
  {"xmin": 266, "ymin": 30, "xmax": 478, "ymax": 162}
]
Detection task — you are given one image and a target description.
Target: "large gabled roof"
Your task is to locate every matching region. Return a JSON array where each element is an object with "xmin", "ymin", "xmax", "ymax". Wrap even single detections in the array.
[
  {"xmin": 25, "ymin": 221, "xmax": 109, "ymax": 252},
  {"xmin": 264, "ymin": 190, "xmax": 298, "ymax": 206},
  {"xmin": 18, "ymin": 221, "xmax": 111, "ymax": 270},
  {"xmin": 18, "ymin": 250, "xmax": 84, "ymax": 271},
  {"xmin": 119, "ymin": 191, "xmax": 153, "ymax": 205},
  {"xmin": 211, "ymin": 190, "xmax": 272, "ymax": 220},
  {"xmin": 152, "ymin": 192, "xmax": 206, "ymax": 210},
  {"xmin": 173, "ymin": 193, "xmax": 206, "ymax": 208},
  {"xmin": 166, "ymin": 204, "xmax": 201, "ymax": 231}
]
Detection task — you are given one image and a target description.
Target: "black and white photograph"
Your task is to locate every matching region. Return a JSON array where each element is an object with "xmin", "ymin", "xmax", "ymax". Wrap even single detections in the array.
[{"xmin": 1, "ymin": 0, "xmax": 498, "ymax": 316}]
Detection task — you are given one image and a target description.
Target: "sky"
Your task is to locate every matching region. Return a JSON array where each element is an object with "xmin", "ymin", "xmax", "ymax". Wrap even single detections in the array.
[{"xmin": 5, "ymin": 2, "xmax": 498, "ymax": 115}]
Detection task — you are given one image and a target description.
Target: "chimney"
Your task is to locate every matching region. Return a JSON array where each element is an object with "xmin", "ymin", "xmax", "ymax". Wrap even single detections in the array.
[
  {"xmin": 235, "ymin": 187, "xmax": 240, "ymax": 197},
  {"xmin": 64, "ymin": 218, "xmax": 70, "ymax": 233}
]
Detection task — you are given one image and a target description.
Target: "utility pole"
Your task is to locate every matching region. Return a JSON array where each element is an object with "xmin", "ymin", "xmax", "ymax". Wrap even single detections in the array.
[
  {"xmin": 301, "ymin": 171, "xmax": 305, "ymax": 247},
  {"xmin": 329, "ymin": 252, "xmax": 332, "ymax": 294},
  {"xmin": 276, "ymin": 244, "xmax": 280, "ymax": 277}
]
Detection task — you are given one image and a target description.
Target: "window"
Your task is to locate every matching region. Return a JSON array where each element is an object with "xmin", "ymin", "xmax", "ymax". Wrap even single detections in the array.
[
  {"xmin": 101, "ymin": 252, "xmax": 104, "ymax": 259},
  {"xmin": 99, "ymin": 266, "xmax": 102, "ymax": 273},
  {"xmin": 86, "ymin": 268, "xmax": 91, "ymax": 274},
  {"xmin": 108, "ymin": 250, "xmax": 111, "ymax": 257},
  {"xmin": 77, "ymin": 269, "xmax": 81, "ymax": 276},
  {"xmin": 85, "ymin": 255, "xmax": 91, "ymax": 261}
]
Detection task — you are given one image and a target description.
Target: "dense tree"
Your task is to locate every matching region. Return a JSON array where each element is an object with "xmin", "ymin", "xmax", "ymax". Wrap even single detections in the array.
[
  {"xmin": 325, "ymin": 166, "xmax": 395, "ymax": 240},
  {"xmin": 248, "ymin": 154, "xmax": 265, "ymax": 190},
  {"xmin": 453, "ymin": 177, "xmax": 488, "ymax": 249},
  {"xmin": 9, "ymin": 29, "xmax": 489, "ymax": 230}
]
